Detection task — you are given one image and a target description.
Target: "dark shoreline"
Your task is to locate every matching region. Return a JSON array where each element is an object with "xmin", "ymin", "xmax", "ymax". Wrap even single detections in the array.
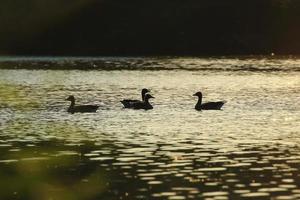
[
  {"xmin": 0, "ymin": 56, "xmax": 299, "ymax": 72},
  {"xmin": 0, "ymin": 54, "xmax": 300, "ymax": 60}
]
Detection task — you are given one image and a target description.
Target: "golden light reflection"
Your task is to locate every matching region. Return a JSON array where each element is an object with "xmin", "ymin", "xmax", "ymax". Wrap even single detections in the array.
[{"xmin": 0, "ymin": 84, "xmax": 41, "ymax": 110}]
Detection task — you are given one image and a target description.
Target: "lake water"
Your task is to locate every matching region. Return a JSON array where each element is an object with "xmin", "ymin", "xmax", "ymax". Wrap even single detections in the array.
[{"xmin": 0, "ymin": 57, "xmax": 299, "ymax": 199}]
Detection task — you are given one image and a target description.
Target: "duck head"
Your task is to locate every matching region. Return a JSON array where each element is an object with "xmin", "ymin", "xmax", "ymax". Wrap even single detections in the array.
[
  {"xmin": 142, "ymin": 88, "xmax": 150, "ymax": 94},
  {"xmin": 66, "ymin": 95, "xmax": 75, "ymax": 101},
  {"xmin": 145, "ymin": 94, "xmax": 155, "ymax": 100},
  {"xmin": 193, "ymin": 91, "xmax": 202, "ymax": 97}
]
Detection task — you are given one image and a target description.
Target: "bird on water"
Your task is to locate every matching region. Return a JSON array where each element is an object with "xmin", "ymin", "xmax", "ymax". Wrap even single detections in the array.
[
  {"xmin": 66, "ymin": 95, "xmax": 99, "ymax": 114},
  {"xmin": 131, "ymin": 93, "xmax": 155, "ymax": 110},
  {"xmin": 121, "ymin": 88, "xmax": 150, "ymax": 108},
  {"xmin": 193, "ymin": 92, "xmax": 225, "ymax": 110}
]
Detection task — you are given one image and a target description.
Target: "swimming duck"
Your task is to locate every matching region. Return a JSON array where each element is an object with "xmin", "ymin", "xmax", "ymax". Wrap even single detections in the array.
[
  {"xmin": 131, "ymin": 93, "xmax": 154, "ymax": 110},
  {"xmin": 193, "ymin": 92, "xmax": 225, "ymax": 110},
  {"xmin": 66, "ymin": 95, "xmax": 99, "ymax": 114},
  {"xmin": 120, "ymin": 88, "xmax": 150, "ymax": 108}
]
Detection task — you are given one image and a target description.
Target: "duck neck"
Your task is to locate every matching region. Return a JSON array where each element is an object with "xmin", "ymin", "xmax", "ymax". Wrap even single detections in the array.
[
  {"xmin": 144, "ymin": 97, "xmax": 150, "ymax": 104},
  {"xmin": 144, "ymin": 97, "xmax": 153, "ymax": 109},
  {"xmin": 69, "ymin": 99, "xmax": 75, "ymax": 109},
  {"xmin": 142, "ymin": 91, "xmax": 146, "ymax": 101},
  {"xmin": 196, "ymin": 95, "xmax": 202, "ymax": 106}
]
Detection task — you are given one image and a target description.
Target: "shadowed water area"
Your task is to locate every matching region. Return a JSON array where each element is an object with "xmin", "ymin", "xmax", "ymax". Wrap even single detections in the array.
[{"xmin": 0, "ymin": 57, "xmax": 299, "ymax": 200}]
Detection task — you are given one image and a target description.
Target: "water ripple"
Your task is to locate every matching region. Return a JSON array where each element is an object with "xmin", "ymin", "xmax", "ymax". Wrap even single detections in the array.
[{"xmin": 0, "ymin": 57, "xmax": 299, "ymax": 199}]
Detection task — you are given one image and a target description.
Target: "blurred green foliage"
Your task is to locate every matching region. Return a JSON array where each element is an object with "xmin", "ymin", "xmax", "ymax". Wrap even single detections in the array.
[{"xmin": 0, "ymin": 143, "xmax": 107, "ymax": 200}]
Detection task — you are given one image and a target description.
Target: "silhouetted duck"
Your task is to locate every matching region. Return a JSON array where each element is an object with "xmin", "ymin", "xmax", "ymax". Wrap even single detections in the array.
[
  {"xmin": 193, "ymin": 92, "xmax": 225, "ymax": 110},
  {"xmin": 131, "ymin": 94, "xmax": 154, "ymax": 110},
  {"xmin": 66, "ymin": 95, "xmax": 99, "ymax": 114},
  {"xmin": 121, "ymin": 88, "xmax": 150, "ymax": 108}
]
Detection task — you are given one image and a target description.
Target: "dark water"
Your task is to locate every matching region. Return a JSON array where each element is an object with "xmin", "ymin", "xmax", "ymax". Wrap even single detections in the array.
[{"xmin": 0, "ymin": 57, "xmax": 299, "ymax": 200}]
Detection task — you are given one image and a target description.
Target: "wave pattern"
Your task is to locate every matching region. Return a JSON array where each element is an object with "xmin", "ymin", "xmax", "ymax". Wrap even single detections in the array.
[
  {"xmin": 0, "ymin": 58, "xmax": 300, "ymax": 199},
  {"xmin": 0, "ymin": 56, "xmax": 300, "ymax": 72}
]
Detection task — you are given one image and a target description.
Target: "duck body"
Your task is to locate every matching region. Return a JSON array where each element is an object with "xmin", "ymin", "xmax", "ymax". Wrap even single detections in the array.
[
  {"xmin": 68, "ymin": 105, "xmax": 99, "ymax": 113},
  {"xmin": 131, "ymin": 102, "xmax": 153, "ymax": 110},
  {"xmin": 193, "ymin": 92, "xmax": 225, "ymax": 110},
  {"xmin": 66, "ymin": 95, "xmax": 99, "ymax": 114},
  {"xmin": 120, "ymin": 99, "xmax": 140, "ymax": 108},
  {"xmin": 121, "ymin": 88, "xmax": 150, "ymax": 108},
  {"xmin": 195, "ymin": 101, "xmax": 225, "ymax": 110},
  {"xmin": 131, "ymin": 94, "xmax": 154, "ymax": 110}
]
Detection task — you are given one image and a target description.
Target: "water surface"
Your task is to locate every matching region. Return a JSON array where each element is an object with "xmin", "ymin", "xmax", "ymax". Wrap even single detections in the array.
[{"xmin": 0, "ymin": 57, "xmax": 299, "ymax": 199}]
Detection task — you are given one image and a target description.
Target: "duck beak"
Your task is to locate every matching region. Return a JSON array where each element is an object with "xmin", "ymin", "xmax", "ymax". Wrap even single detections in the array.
[{"xmin": 193, "ymin": 93, "xmax": 197, "ymax": 96}]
